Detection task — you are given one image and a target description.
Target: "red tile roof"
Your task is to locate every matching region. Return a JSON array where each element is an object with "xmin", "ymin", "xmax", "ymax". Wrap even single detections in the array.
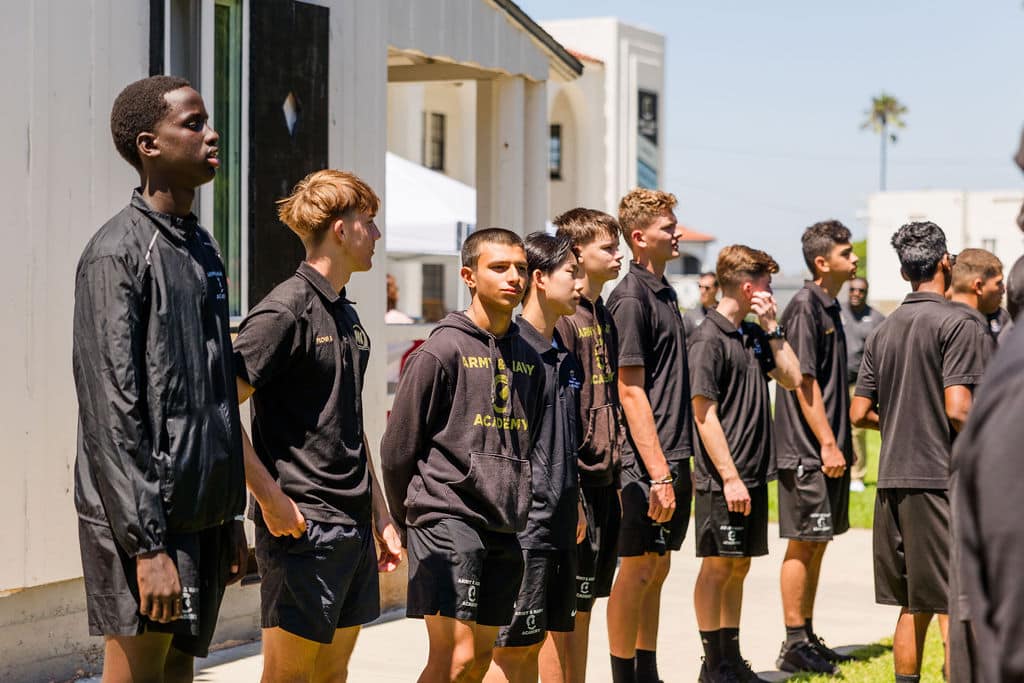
[
  {"xmin": 678, "ymin": 226, "xmax": 715, "ymax": 243},
  {"xmin": 566, "ymin": 49, "xmax": 604, "ymax": 65}
]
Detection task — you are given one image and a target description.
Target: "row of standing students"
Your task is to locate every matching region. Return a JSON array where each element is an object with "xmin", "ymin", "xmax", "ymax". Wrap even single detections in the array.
[{"xmin": 71, "ymin": 76, "xmax": 1021, "ymax": 683}]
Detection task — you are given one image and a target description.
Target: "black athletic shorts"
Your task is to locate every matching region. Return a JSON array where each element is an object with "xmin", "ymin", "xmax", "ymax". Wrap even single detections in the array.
[
  {"xmin": 777, "ymin": 466, "xmax": 851, "ymax": 541},
  {"xmin": 255, "ymin": 520, "xmax": 380, "ymax": 643},
  {"xmin": 78, "ymin": 518, "xmax": 234, "ymax": 658},
  {"xmin": 576, "ymin": 484, "xmax": 621, "ymax": 612},
  {"xmin": 618, "ymin": 459, "xmax": 692, "ymax": 557},
  {"xmin": 406, "ymin": 518, "xmax": 523, "ymax": 627},
  {"xmin": 694, "ymin": 485, "xmax": 769, "ymax": 558},
  {"xmin": 873, "ymin": 488, "xmax": 950, "ymax": 614},
  {"xmin": 495, "ymin": 548, "xmax": 577, "ymax": 647}
]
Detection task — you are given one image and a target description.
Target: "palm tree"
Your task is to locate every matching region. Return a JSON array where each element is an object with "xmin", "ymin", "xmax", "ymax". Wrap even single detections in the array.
[{"xmin": 861, "ymin": 93, "xmax": 908, "ymax": 191}]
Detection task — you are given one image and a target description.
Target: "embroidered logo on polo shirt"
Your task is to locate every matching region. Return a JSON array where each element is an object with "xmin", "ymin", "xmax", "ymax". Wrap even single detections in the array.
[
  {"xmin": 316, "ymin": 335, "xmax": 334, "ymax": 345},
  {"xmin": 352, "ymin": 324, "xmax": 370, "ymax": 350}
]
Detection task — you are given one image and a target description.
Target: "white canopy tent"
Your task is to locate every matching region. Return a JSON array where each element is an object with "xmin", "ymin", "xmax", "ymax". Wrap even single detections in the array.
[{"xmin": 384, "ymin": 151, "xmax": 476, "ymax": 255}]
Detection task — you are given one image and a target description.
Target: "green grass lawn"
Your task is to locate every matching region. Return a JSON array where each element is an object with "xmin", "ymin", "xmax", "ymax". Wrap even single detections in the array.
[
  {"xmin": 785, "ymin": 624, "xmax": 945, "ymax": 682},
  {"xmin": 768, "ymin": 431, "xmax": 881, "ymax": 529}
]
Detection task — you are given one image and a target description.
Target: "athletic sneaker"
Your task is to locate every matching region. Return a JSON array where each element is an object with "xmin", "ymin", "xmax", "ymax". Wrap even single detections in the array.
[
  {"xmin": 776, "ymin": 640, "xmax": 840, "ymax": 675},
  {"xmin": 810, "ymin": 635, "xmax": 854, "ymax": 664},
  {"xmin": 728, "ymin": 658, "xmax": 770, "ymax": 682},
  {"xmin": 698, "ymin": 659, "xmax": 740, "ymax": 683},
  {"xmin": 849, "ymin": 479, "xmax": 866, "ymax": 492}
]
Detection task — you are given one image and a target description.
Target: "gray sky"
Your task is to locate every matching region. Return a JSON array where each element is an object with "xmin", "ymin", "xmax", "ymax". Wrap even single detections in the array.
[{"xmin": 520, "ymin": 0, "xmax": 1024, "ymax": 273}]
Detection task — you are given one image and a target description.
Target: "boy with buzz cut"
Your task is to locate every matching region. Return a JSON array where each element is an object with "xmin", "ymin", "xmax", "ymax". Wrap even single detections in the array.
[
  {"xmin": 947, "ymin": 248, "xmax": 1006, "ymax": 342},
  {"xmin": 72, "ymin": 76, "xmax": 248, "ymax": 683},
  {"xmin": 232, "ymin": 170, "xmax": 403, "ymax": 683},
  {"xmin": 486, "ymin": 232, "xmax": 586, "ymax": 683},
  {"xmin": 382, "ymin": 228, "xmax": 547, "ymax": 683},
  {"xmin": 773, "ymin": 220, "xmax": 859, "ymax": 675},
  {"xmin": 554, "ymin": 208, "xmax": 626, "ymax": 683},
  {"xmin": 690, "ymin": 246, "xmax": 802, "ymax": 683},
  {"xmin": 606, "ymin": 189, "xmax": 692, "ymax": 683},
  {"xmin": 851, "ymin": 222, "xmax": 992, "ymax": 683}
]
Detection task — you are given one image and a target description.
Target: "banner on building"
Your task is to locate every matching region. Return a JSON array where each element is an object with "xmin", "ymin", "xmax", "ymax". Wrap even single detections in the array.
[{"xmin": 637, "ymin": 90, "xmax": 659, "ymax": 189}]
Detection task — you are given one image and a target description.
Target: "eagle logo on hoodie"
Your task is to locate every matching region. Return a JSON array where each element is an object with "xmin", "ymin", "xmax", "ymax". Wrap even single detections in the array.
[{"xmin": 493, "ymin": 373, "xmax": 512, "ymax": 415}]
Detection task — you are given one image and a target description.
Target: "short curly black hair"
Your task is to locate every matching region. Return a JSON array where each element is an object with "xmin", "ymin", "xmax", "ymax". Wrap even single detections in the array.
[
  {"xmin": 891, "ymin": 221, "xmax": 947, "ymax": 282},
  {"xmin": 110, "ymin": 75, "xmax": 191, "ymax": 170}
]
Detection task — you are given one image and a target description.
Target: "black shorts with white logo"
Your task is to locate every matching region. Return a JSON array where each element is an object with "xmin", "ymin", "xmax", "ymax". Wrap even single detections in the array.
[
  {"xmin": 694, "ymin": 485, "xmax": 769, "ymax": 558},
  {"xmin": 576, "ymin": 484, "xmax": 621, "ymax": 612},
  {"xmin": 618, "ymin": 459, "xmax": 692, "ymax": 557},
  {"xmin": 406, "ymin": 518, "xmax": 524, "ymax": 627},
  {"xmin": 78, "ymin": 518, "xmax": 234, "ymax": 658},
  {"xmin": 255, "ymin": 519, "xmax": 380, "ymax": 643},
  {"xmin": 495, "ymin": 548, "xmax": 577, "ymax": 647},
  {"xmin": 777, "ymin": 466, "xmax": 851, "ymax": 541},
  {"xmin": 873, "ymin": 488, "xmax": 950, "ymax": 614}
]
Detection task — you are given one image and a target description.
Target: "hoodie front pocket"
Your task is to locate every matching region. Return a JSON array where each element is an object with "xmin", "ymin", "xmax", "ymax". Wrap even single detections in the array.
[{"xmin": 450, "ymin": 452, "xmax": 531, "ymax": 533}]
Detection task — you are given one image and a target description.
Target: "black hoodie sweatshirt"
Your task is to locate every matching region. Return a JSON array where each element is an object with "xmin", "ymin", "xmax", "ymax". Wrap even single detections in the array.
[{"xmin": 381, "ymin": 312, "xmax": 546, "ymax": 536}]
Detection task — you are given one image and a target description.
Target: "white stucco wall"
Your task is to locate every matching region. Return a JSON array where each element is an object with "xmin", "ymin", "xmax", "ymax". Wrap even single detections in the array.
[{"xmin": 866, "ymin": 189, "xmax": 1024, "ymax": 309}]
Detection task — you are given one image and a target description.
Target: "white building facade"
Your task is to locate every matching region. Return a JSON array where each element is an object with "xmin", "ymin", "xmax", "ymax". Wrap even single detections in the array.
[
  {"xmin": 866, "ymin": 189, "xmax": 1024, "ymax": 311},
  {"xmin": 0, "ymin": 1, "xmax": 580, "ymax": 680}
]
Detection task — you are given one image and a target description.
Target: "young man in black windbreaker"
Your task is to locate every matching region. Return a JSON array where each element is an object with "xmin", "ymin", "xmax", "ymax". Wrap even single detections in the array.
[
  {"xmin": 232, "ymin": 170, "xmax": 402, "ymax": 683},
  {"xmin": 382, "ymin": 228, "xmax": 547, "ymax": 683},
  {"xmin": 72, "ymin": 76, "xmax": 248, "ymax": 682},
  {"xmin": 487, "ymin": 232, "xmax": 587, "ymax": 683},
  {"xmin": 554, "ymin": 208, "xmax": 626, "ymax": 683}
]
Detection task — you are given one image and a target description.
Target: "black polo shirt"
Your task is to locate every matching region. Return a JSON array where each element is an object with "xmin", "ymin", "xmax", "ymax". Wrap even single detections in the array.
[
  {"xmin": 855, "ymin": 291, "xmax": 993, "ymax": 490},
  {"xmin": 774, "ymin": 281, "xmax": 851, "ymax": 471},
  {"xmin": 688, "ymin": 310, "xmax": 776, "ymax": 491},
  {"xmin": 607, "ymin": 261, "xmax": 693, "ymax": 467},
  {"xmin": 233, "ymin": 262, "xmax": 372, "ymax": 525}
]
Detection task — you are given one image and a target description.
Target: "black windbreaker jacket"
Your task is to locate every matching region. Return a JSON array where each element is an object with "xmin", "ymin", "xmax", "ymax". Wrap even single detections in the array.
[{"xmin": 72, "ymin": 191, "xmax": 245, "ymax": 557}]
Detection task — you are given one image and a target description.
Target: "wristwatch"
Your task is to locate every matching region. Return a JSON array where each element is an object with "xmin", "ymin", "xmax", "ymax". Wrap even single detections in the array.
[{"xmin": 765, "ymin": 323, "xmax": 786, "ymax": 340}]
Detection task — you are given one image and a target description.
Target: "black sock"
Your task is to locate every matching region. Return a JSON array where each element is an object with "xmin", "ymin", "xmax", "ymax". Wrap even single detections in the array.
[
  {"xmin": 720, "ymin": 627, "xmax": 741, "ymax": 662},
  {"xmin": 611, "ymin": 655, "xmax": 637, "ymax": 683},
  {"xmin": 700, "ymin": 630, "xmax": 723, "ymax": 667},
  {"xmin": 895, "ymin": 675, "xmax": 920, "ymax": 683},
  {"xmin": 635, "ymin": 649, "xmax": 659, "ymax": 682},
  {"xmin": 805, "ymin": 617, "xmax": 817, "ymax": 642},
  {"xmin": 785, "ymin": 623, "xmax": 808, "ymax": 647}
]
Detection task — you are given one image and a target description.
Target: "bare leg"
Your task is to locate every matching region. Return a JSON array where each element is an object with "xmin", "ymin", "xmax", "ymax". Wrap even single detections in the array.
[
  {"xmin": 893, "ymin": 609, "xmax": 933, "ymax": 676},
  {"xmin": 694, "ymin": 558, "xmax": 735, "ymax": 631},
  {"xmin": 421, "ymin": 615, "xmax": 500, "ymax": 683},
  {"xmin": 312, "ymin": 626, "xmax": 362, "ymax": 683},
  {"xmin": 635, "ymin": 553, "xmax": 671, "ymax": 652},
  {"xmin": 539, "ymin": 631, "xmax": 571, "ymax": 683},
  {"xmin": 261, "ymin": 627, "xmax": 323, "ymax": 683},
  {"xmin": 720, "ymin": 558, "xmax": 751, "ymax": 629},
  {"xmin": 101, "ymin": 632, "xmax": 176, "ymax": 683},
  {"xmin": 804, "ymin": 543, "xmax": 826, "ymax": 620},
  {"xmin": 487, "ymin": 642, "xmax": 543, "ymax": 683},
  {"xmin": 551, "ymin": 612, "xmax": 590, "ymax": 683},
  {"xmin": 607, "ymin": 555, "xmax": 659, "ymax": 659},
  {"xmin": 781, "ymin": 540, "xmax": 819, "ymax": 630}
]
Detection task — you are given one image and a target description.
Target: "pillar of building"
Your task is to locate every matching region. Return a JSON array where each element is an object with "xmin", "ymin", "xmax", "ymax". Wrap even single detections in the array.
[
  {"xmin": 522, "ymin": 79, "xmax": 549, "ymax": 234},
  {"xmin": 476, "ymin": 76, "xmax": 525, "ymax": 233}
]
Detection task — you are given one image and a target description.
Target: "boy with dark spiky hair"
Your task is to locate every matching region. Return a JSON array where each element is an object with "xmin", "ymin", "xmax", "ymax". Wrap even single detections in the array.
[
  {"xmin": 382, "ymin": 228, "xmax": 546, "ymax": 683},
  {"xmin": 773, "ymin": 220, "xmax": 859, "ymax": 675},
  {"xmin": 232, "ymin": 170, "xmax": 402, "ymax": 682},
  {"xmin": 487, "ymin": 232, "xmax": 586, "ymax": 683},
  {"xmin": 606, "ymin": 189, "xmax": 692, "ymax": 683},
  {"xmin": 72, "ymin": 76, "xmax": 248, "ymax": 682},
  {"xmin": 553, "ymin": 207, "xmax": 626, "ymax": 683},
  {"xmin": 851, "ymin": 222, "xmax": 992, "ymax": 683}
]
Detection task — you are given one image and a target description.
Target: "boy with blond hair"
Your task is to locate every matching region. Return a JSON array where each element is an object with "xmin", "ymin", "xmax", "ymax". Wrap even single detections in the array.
[
  {"xmin": 233, "ymin": 170, "xmax": 402, "ymax": 683},
  {"xmin": 606, "ymin": 189, "xmax": 691, "ymax": 683}
]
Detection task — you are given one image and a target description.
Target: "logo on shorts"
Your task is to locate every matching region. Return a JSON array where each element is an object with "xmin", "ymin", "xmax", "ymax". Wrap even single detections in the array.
[
  {"xmin": 493, "ymin": 373, "xmax": 512, "ymax": 415},
  {"xmin": 180, "ymin": 586, "xmax": 198, "ymax": 622},
  {"xmin": 720, "ymin": 524, "xmax": 743, "ymax": 546},
  {"xmin": 352, "ymin": 324, "xmax": 370, "ymax": 350},
  {"xmin": 812, "ymin": 513, "xmax": 832, "ymax": 532},
  {"xmin": 526, "ymin": 614, "xmax": 538, "ymax": 631},
  {"xmin": 458, "ymin": 578, "xmax": 480, "ymax": 608},
  {"xmin": 578, "ymin": 580, "xmax": 592, "ymax": 597}
]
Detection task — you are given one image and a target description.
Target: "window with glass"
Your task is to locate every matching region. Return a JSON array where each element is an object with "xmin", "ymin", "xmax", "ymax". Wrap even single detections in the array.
[
  {"xmin": 424, "ymin": 112, "xmax": 446, "ymax": 172},
  {"xmin": 549, "ymin": 124, "xmax": 562, "ymax": 180}
]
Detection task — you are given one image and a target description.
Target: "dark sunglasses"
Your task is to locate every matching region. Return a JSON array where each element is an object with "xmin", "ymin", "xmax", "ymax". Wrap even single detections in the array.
[
  {"xmin": 949, "ymin": 252, "xmax": 958, "ymax": 267},
  {"xmin": 698, "ymin": 284, "xmax": 715, "ymax": 291},
  {"xmin": 849, "ymin": 287, "xmax": 867, "ymax": 293}
]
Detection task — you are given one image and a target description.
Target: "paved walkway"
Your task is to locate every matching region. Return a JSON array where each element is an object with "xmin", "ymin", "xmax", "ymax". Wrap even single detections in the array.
[{"xmin": 83, "ymin": 525, "xmax": 897, "ymax": 682}]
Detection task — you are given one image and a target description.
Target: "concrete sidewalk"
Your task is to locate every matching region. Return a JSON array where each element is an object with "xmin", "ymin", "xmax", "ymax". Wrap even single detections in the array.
[{"xmin": 85, "ymin": 524, "xmax": 897, "ymax": 682}]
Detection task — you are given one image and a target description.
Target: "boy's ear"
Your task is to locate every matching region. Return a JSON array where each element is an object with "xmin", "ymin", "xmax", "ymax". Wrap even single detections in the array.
[
  {"xmin": 137, "ymin": 131, "xmax": 159, "ymax": 161},
  {"xmin": 814, "ymin": 254, "xmax": 829, "ymax": 275},
  {"xmin": 532, "ymin": 269, "xmax": 545, "ymax": 291},
  {"xmin": 460, "ymin": 265, "xmax": 476, "ymax": 289}
]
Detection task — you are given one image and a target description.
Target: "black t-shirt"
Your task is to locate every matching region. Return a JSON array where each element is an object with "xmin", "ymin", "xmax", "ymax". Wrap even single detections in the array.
[
  {"xmin": 688, "ymin": 310, "xmax": 777, "ymax": 491},
  {"xmin": 516, "ymin": 317, "xmax": 582, "ymax": 550},
  {"xmin": 855, "ymin": 292, "xmax": 994, "ymax": 490},
  {"xmin": 950, "ymin": 324, "xmax": 1024, "ymax": 680},
  {"xmin": 607, "ymin": 261, "xmax": 693, "ymax": 467},
  {"xmin": 774, "ymin": 281, "xmax": 852, "ymax": 471},
  {"xmin": 233, "ymin": 262, "xmax": 372, "ymax": 525},
  {"xmin": 840, "ymin": 302, "xmax": 885, "ymax": 384}
]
